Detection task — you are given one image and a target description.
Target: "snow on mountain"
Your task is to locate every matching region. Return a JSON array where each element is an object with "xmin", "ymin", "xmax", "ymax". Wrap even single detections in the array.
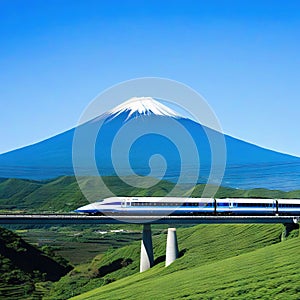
[{"xmin": 108, "ymin": 97, "xmax": 184, "ymax": 120}]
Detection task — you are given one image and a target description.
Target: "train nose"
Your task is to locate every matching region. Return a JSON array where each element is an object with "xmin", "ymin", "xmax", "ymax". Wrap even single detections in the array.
[{"xmin": 74, "ymin": 203, "xmax": 98, "ymax": 214}]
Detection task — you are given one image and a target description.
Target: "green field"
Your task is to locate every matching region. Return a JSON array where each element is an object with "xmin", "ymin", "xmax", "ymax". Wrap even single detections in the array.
[
  {"xmin": 67, "ymin": 224, "xmax": 299, "ymax": 300},
  {"xmin": 1, "ymin": 218, "xmax": 299, "ymax": 299},
  {"xmin": 18, "ymin": 226, "xmax": 142, "ymax": 265},
  {"xmin": 42, "ymin": 223, "xmax": 296, "ymax": 300}
]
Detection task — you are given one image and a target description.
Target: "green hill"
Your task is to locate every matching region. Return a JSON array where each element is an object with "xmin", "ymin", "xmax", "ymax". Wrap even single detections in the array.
[
  {"xmin": 44, "ymin": 223, "xmax": 288, "ymax": 299},
  {"xmin": 0, "ymin": 176, "xmax": 300, "ymax": 213},
  {"xmin": 0, "ymin": 177, "xmax": 87, "ymax": 212},
  {"xmin": 72, "ymin": 234, "xmax": 300, "ymax": 300},
  {"xmin": 66, "ymin": 224, "xmax": 299, "ymax": 300},
  {"xmin": 0, "ymin": 227, "xmax": 72, "ymax": 299},
  {"xmin": 1, "ymin": 176, "xmax": 300, "ymax": 299}
]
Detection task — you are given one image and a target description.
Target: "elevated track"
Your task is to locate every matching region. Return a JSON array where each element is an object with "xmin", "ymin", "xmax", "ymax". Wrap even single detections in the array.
[
  {"xmin": 1, "ymin": 213, "xmax": 299, "ymax": 273},
  {"xmin": 0, "ymin": 214, "xmax": 299, "ymax": 225}
]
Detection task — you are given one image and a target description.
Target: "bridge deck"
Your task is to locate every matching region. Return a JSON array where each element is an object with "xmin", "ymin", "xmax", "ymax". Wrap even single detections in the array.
[{"xmin": 0, "ymin": 214, "xmax": 299, "ymax": 225}]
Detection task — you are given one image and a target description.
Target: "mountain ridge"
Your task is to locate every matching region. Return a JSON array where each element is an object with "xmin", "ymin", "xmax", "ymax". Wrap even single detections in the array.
[
  {"xmin": 1, "ymin": 176, "xmax": 300, "ymax": 213},
  {"xmin": 0, "ymin": 97, "xmax": 299, "ymax": 190}
]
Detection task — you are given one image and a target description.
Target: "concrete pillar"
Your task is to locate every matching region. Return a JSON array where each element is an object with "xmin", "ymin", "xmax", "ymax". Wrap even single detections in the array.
[
  {"xmin": 165, "ymin": 227, "xmax": 179, "ymax": 267},
  {"xmin": 140, "ymin": 224, "xmax": 154, "ymax": 272}
]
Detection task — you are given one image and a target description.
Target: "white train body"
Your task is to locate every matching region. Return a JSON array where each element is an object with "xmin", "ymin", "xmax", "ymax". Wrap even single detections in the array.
[
  {"xmin": 75, "ymin": 197, "xmax": 215, "ymax": 215},
  {"xmin": 277, "ymin": 199, "xmax": 300, "ymax": 214},
  {"xmin": 75, "ymin": 197, "xmax": 300, "ymax": 216}
]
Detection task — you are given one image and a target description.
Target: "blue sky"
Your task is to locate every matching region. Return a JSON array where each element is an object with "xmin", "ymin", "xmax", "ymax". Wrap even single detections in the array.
[{"xmin": 0, "ymin": 0, "xmax": 300, "ymax": 156}]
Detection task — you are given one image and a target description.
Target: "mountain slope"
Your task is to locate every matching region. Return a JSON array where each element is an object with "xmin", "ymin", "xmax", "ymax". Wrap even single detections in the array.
[
  {"xmin": 0, "ymin": 227, "xmax": 72, "ymax": 299},
  {"xmin": 0, "ymin": 97, "xmax": 299, "ymax": 190},
  {"xmin": 45, "ymin": 224, "xmax": 284, "ymax": 299},
  {"xmin": 69, "ymin": 225, "xmax": 299, "ymax": 300}
]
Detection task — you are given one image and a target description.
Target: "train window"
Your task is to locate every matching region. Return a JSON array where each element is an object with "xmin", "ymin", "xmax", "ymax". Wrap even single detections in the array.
[
  {"xmin": 278, "ymin": 203, "xmax": 300, "ymax": 208},
  {"xmin": 217, "ymin": 203, "xmax": 228, "ymax": 207},
  {"xmin": 233, "ymin": 203, "xmax": 272, "ymax": 208}
]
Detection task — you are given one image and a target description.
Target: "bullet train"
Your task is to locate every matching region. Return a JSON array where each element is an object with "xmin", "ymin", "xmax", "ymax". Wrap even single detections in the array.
[{"xmin": 75, "ymin": 197, "xmax": 300, "ymax": 216}]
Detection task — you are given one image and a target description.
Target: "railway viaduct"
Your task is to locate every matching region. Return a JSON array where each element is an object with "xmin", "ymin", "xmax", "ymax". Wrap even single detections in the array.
[{"xmin": 0, "ymin": 214, "xmax": 299, "ymax": 272}]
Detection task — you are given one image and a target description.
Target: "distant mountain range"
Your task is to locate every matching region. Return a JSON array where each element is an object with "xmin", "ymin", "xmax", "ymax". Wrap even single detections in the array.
[
  {"xmin": 0, "ymin": 97, "xmax": 299, "ymax": 191},
  {"xmin": 1, "ymin": 176, "xmax": 299, "ymax": 213}
]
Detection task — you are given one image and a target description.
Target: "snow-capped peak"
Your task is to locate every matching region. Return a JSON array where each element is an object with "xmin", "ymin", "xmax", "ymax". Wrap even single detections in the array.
[{"xmin": 108, "ymin": 97, "xmax": 183, "ymax": 119}]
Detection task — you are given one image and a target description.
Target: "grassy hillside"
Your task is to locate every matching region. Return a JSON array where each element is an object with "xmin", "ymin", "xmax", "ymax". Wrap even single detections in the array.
[
  {"xmin": 0, "ymin": 178, "xmax": 42, "ymax": 210},
  {"xmin": 0, "ymin": 177, "xmax": 87, "ymax": 212},
  {"xmin": 0, "ymin": 176, "xmax": 300, "ymax": 213},
  {"xmin": 0, "ymin": 227, "xmax": 72, "ymax": 299},
  {"xmin": 72, "ymin": 235, "xmax": 300, "ymax": 300},
  {"xmin": 44, "ymin": 223, "xmax": 286, "ymax": 299},
  {"xmin": 69, "ymin": 224, "xmax": 299, "ymax": 300},
  {"xmin": 1, "ymin": 176, "xmax": 299, "ymax": 299}
]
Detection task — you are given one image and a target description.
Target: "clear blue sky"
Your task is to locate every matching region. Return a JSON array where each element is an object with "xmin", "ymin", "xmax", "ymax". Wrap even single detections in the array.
[{"xmin": 0, "ymin": 0, "xmax": 299, "ymax": 156}]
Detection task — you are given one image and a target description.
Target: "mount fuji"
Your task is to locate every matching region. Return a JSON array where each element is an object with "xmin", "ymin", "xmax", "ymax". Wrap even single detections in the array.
[{"xmin": 0, "ymin": 97, "xmax": 299, "ymax": 191}]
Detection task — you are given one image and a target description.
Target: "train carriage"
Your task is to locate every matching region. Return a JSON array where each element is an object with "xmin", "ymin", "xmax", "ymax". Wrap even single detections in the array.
[
  {"xmin": 216, "ymin": 198, "xmax": 276, "ymax": 215},
  {"xmin": 75, "ymin": 197, "xmax": 215, "ymax": 215},
  {"xmin": 277, "ymin": 199, "xmax": 300, "ymax": 215},
  {"xmin": 127, "ymin": 197, "xmax": 215, "ymax": 215}
]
